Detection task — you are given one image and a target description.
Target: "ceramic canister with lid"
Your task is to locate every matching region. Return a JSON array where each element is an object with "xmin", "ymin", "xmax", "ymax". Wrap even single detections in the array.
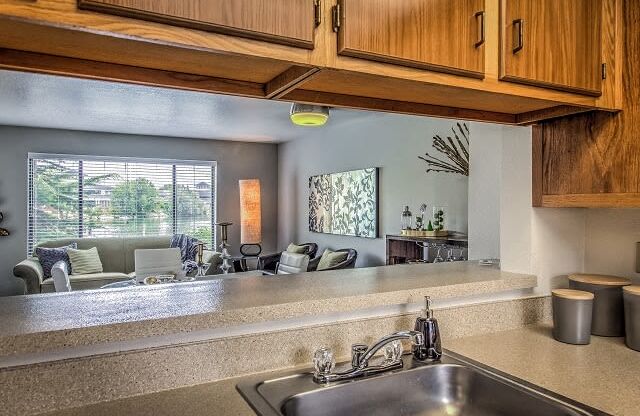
[
  {"xmin": 623, "ymin": 286, "xmax": 640, "ymax": 351},
  {"xmin": 569, "ymin": 274, "xmax": 631, "ymax": 336},
  {"xmin": 552, "ymin": 289, "xmax": 594, "ymax": 345}
]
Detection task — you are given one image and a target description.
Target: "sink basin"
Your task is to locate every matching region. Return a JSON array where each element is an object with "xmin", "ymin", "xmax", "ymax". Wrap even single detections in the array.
[{"xmin": 237, "ymin": 351, "xmax": 609, "ymax": 416}]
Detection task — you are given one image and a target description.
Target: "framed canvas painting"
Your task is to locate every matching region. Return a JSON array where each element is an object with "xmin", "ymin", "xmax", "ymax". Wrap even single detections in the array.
[{"xmin": 309, "ymin": 167, "xmax": 378, "ymax": 238}]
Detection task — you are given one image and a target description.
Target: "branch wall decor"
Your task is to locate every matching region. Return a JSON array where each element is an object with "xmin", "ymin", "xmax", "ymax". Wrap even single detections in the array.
[
  {"xmin": 419, "ymin": 122, "xmax": 470, "ymax": 176},
  {"xmin": 0, "ymin": 211, "xmax": 9, "ymax": 236}
]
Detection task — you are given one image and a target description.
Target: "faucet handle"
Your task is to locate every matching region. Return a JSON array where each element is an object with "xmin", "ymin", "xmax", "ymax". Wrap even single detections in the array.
[
  {"xmin": 351, "ymin": 344, "xmax": 368, "ymax": 368},
  {"xmin": 383, "ymin": 340, "xmax": 403, "ymax": 363},
  {"xmin": 313, "ymin": 347, "xmax": 335, "ymax": 376}
]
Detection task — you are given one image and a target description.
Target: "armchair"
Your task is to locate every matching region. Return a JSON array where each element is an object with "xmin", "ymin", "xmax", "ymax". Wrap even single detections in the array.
[{"xmin": 258, "ymin": 243, "xmax": 318, "ymax": 274}]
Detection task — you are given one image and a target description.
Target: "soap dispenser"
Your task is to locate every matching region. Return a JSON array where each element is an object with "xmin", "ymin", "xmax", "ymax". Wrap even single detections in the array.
[{"xmin": 413, "ymin": 296, "xmax": 442, "ymax": 361}]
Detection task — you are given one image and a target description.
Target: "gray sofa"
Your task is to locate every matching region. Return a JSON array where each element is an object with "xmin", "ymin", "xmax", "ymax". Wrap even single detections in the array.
[{"xmin": 14, "ymin": 236, "xmax": 221, "ymax": 294}]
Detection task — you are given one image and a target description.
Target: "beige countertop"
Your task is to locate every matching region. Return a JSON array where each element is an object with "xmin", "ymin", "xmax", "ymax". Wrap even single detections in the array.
[
  {"xmin": 42, "ymin": 323, "xmax": 639, "ymax": 416},
  {"xmin": 447, "ymin": 324, "xmax": 640, "ymax": 416},
  {"xmin": 39, "ymin": 377, "xmax": 256, "ymax": 416},
  {"xmin": 0, "ymin": 262, "xmax": 536, "ymax": 357}
]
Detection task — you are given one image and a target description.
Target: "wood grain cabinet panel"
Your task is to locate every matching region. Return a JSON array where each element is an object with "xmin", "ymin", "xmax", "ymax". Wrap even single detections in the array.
[
  {"xmin": 337, "ymin": 0, "xmax": 486, "ymax": 78},
  {"xmin": 501, "ymin": 0, "xmax": 603, "ymax": 96},
  {"xmin": 531, "ymin": 0, "xmax": 639, "ymax": 208},
  {"xmin": 77, "ymin": 0, "xmax": 317, "ymax": 49}
]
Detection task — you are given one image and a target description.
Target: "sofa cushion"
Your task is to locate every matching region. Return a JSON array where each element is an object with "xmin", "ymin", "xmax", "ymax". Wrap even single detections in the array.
[
  {"xmin": 68, "ymin": 272, "xmax": 130, "ymax": 282},
  {"xmin": 41, "ymin": 272, "xmax": 130, "ymax": 284},
  {"xmin": 41, "ymin": 272, "xmax": 131, "ymax": 292},
  {"xmin": 68, "ymin": 247, "xmax": 104, "ymax": 275},
  {"xmin": 35, "ymin": 243, "xmax": 77, "ymax": 279},
  {"xmin": 316, "ymin": 249, "xmax": 348, "ymax": 271}
]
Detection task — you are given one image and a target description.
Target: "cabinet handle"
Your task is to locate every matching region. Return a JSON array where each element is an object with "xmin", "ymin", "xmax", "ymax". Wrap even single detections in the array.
[
  {"xmin": 474, "ymin": 11, "xmax": 485, "ymax": 47},
  {"xmin": 314, "ymin": 0, "xmax": 321, "ymax": 27},
  {"xmin": 332, "ymin": 2, "xmax": 341, "ymax": 33},
  {"xmin": 512, "ymin": 18, "xmax": 524, "ymax": 53}
]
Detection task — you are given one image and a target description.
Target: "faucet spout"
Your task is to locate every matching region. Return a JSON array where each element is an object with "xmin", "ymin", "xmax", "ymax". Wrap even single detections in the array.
[{"xmin": 358, "ymin": 331, "xmax": 423, "ymax": 368}]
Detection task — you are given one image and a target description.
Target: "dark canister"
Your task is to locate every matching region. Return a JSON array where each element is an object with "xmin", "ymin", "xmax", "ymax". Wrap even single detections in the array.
[
  {"xmin": 569, "ymin": 274, "xmax": 631, "ymax": 336},
  {"xmin": 623, "ymin": 286, "xmax": 640, "ymax": 351},
  {"xmin": 552, "ymin": 289, "xmax": 594, "ymax": 345}
]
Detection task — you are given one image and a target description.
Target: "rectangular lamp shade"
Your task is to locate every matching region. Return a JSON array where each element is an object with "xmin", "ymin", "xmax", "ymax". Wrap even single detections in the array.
[{"xmin": 239, "ymin": 179, "xmax": 262, "ymax": 244}]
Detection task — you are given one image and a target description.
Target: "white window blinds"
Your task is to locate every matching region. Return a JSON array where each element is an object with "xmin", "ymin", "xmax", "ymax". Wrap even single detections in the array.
[{"xmin": 27, "ymin": 153, "xmax": 216, "ymax": 255}]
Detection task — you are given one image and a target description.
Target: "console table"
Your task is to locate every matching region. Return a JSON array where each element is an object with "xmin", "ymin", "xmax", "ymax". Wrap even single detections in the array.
[{"xmin": 386, "ymin": 234, "xmax": 468, "ymax": 265}]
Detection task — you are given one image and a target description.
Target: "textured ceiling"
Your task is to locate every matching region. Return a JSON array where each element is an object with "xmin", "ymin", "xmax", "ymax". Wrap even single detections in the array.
[{"xmin": 0, "ymin": 70, "xmax": 374, "ymax": 143}]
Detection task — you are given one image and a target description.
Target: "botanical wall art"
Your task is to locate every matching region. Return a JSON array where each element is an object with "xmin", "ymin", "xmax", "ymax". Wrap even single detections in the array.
[
  {"xmin": 309, "ymin": 168, "xmax": 378, "ymax": 238},
  {"xmin": 419, "ymin": 122, "xmax": 470, "ymax": 176}
]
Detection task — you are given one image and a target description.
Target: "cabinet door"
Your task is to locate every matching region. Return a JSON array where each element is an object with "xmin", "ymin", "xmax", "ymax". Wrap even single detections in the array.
[
  {"xmin": 337, "ymin": 0, "xmax": 486, "ymax": 78},
  {"xmin": 78, "ymin": 0, "xmax": 317, "ymax": 49},
  {"xmin": 500, "ymin": 0, "xmax": 602, "ymax": 95}
]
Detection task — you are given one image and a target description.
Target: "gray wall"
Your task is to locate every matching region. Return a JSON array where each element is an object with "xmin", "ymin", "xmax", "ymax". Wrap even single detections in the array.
[
  {"xmin": 278, "ymin": 112, "xmax": 469, "ymax": 268},
  {"xmin": 467, "ymin": 122, "xmax": 501, "ymax": 260},
  {"xmin": 0, "ymin": 126, "xmax": 278, "ymax": 295}
]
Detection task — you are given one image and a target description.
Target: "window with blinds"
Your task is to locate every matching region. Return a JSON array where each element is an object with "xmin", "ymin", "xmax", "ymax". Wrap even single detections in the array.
[{"xmin": 27, "ymin": 153, "xmax": 216, "ymax": 255}]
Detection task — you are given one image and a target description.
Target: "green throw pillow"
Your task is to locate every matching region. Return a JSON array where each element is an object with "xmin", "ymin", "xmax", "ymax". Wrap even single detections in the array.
[
  {"xmin": 316, "ymin": 249, "xmax": 348, "ymax": 271},
  {"xmin": 286, "ymin": 243, "xmax": 308, "ymax": 254},
  {"xmin": 67, "ymin": 247, "xmax": 104, "ymax": 275}
]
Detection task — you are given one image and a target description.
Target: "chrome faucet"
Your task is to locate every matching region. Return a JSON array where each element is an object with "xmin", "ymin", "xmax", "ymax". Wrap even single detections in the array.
[
  {"xmin": 313, "ymin": 296, "xmax": 442, "ymax": 384},
  {"xmin": 313, "ymin": 331, "xmax": 424, "ymax": 383}
]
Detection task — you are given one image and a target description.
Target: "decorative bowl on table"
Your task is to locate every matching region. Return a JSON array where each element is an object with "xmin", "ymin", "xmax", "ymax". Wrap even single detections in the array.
[{"xmin": 143, "ymin": 274, "xmax": 176, "ymax": 285}]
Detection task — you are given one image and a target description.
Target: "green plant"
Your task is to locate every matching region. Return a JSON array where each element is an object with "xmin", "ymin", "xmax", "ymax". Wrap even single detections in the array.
[
  {"xmin": 433, "ymin": 210, "xmax": 445, "ymax": 231},
  {"xmin": 415, "ymin": 215, "xmax": 423, "ymax": 230}
]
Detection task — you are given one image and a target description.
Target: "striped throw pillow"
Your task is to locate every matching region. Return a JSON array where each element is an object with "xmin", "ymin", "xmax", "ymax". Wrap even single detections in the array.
[{"xmin": 67, "ymin": 247, "xmax": 104, "ymax": 275}]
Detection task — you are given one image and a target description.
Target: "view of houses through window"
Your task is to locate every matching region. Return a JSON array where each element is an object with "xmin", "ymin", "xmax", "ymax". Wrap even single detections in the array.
[{"xmin": 27, "ymin": 154, "xmax": 216, "ymax": 254}]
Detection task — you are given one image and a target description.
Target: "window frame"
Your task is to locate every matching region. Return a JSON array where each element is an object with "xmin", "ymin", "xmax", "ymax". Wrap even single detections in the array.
[{"xmin": 27, "ymin": 153, "xmax": 217, "ymax": 255}]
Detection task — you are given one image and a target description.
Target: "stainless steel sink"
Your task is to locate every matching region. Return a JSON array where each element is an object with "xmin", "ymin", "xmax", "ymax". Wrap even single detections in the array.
[{"xmin": 237, "ymin": 351, "xmax": 609, "ymax": 416}]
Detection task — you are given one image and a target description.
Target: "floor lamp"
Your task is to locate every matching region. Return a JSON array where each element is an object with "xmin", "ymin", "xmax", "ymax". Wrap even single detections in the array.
[{"xmin": 239, "ymin": 179, "xmax": 262, "ymax": 257}]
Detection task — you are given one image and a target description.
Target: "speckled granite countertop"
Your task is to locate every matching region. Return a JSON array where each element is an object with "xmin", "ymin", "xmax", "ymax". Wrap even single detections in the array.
[
  {"xmin": 0, "ymin": 262, "xmax": 536, "ymax": 356},
  {"xmin": 41, "ymin": 323, "xmax": 639, "ymax": 416},
  {"xmin": 447, "ymin": 324, "xmax": 640, "ymax": 416}
]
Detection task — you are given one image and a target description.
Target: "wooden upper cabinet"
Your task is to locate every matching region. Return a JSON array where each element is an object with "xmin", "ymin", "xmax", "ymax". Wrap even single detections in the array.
[
  {"xmin": 500, "ymin": 0, "xmax": 603, "ymax": 96},
  {"xmin": 336, "ymin": 0, "xmax": 486, "ymax": 78},
  {"xmin": 77, "ymin": 0, "xmax": 318, "ymax": 49}
]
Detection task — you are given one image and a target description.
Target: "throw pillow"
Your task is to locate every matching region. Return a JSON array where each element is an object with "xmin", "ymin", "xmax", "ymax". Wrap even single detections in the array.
[
  {"xmin": 67, "ymin": 247, "xmax": 104, "ymax": 275},
  {"xmin": 286, "ymin": 243, "xmax": 308, "ymax": 254},
  {"xmin": 316, "ymin": 249, "xmax": 348, "ymax": 271},
  {"xmin": 35, "ymin": 243, "xmax": 77, "ymax": 279}
]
